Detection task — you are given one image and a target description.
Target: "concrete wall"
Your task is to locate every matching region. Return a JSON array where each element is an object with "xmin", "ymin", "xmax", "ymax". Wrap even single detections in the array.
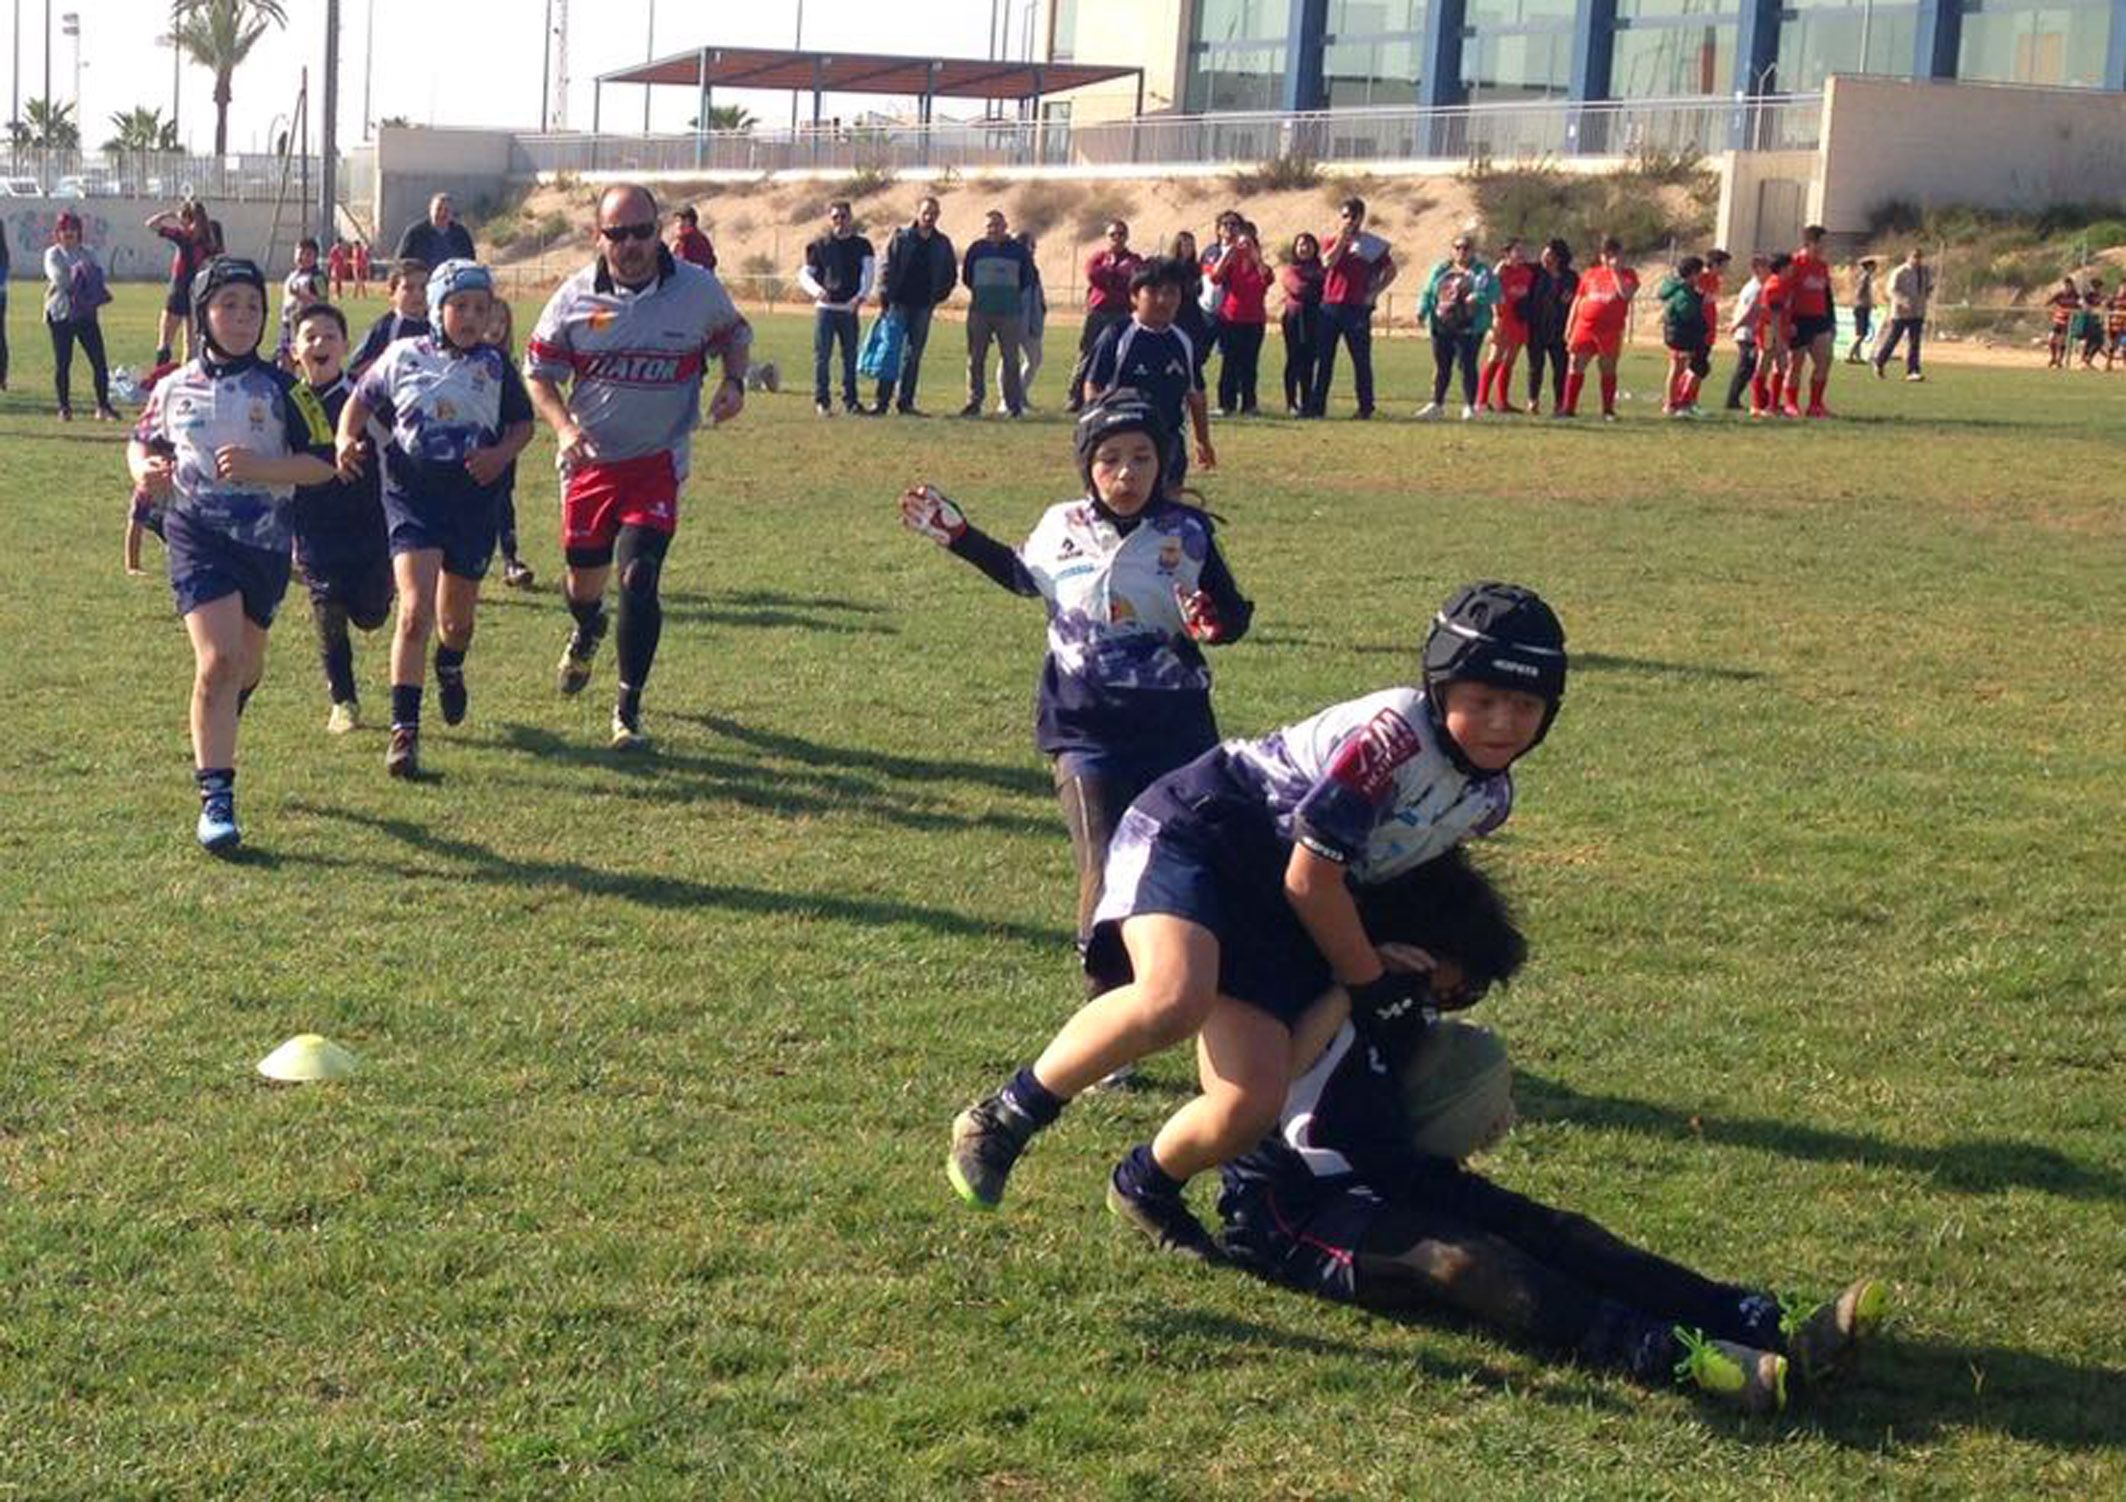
[
  {"xmin": 4, "ymin": 198, "xmax": 292, "ymax": 282},
  {"xmin": 369, "ymin": 126, "xmax": 518, "ymax": 261},
  {"xmin": 1715, "ymin": 149, "xmax": 1821, "ymax": 256},
  {"xmin": 1817, "ymin": 76, "xmax": 2126, "ymax": 233}
]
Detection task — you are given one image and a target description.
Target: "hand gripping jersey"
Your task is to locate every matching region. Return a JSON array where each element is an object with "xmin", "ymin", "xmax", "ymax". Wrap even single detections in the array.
[
  {"xmin": 285, "ymin": 376, "xmax": 386, "ymax": 554},
  {"xmin": 132, "ymin": 354, "xmax": 334, "ymax": 551},
  {"xmin": 355, "ymin": 336, "xmax": 533, "ymax": 511},
  {"xmin": 1225, "ymin": 687, "xmax": 1513, "ymax": 885},
  {"xmin": 524, "ymin": 253, "xmax": 753, "ymax": 481}
]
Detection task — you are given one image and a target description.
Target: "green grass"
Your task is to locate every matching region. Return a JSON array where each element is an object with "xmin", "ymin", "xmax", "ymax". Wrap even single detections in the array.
[{"xmin": 2, "ymin": 288, "xmax": 2123, "ymax": 1498}]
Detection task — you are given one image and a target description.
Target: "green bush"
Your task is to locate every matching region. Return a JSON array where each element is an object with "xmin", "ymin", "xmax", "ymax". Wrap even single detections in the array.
[
  {"xmin": 1010, "ymin": 179, "xmax": 1087, "ymax": 240},
  {"xmin": 1226, "ymin": 152, "xmax": 1324, "ymax": 195},
  {"xmin": 1463, "ymin": 158, "xmax": 1715, "ymax": 259},
  {"xmin": 842, "ymin": 162, "xmax": 897, "ymax": 202},
  {"xmin": 738, "ymin": 251, "xmax": 786, "ymax": 304},
  {"xmin": 1072, "ymin": 188, "xmax": 1139, "ymax": 245}
]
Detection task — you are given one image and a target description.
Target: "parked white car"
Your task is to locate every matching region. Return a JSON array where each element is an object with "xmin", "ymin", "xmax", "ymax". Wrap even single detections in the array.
[{"xmin": 0, "ymin": 176, "xmax": 44, "ymax": 197}]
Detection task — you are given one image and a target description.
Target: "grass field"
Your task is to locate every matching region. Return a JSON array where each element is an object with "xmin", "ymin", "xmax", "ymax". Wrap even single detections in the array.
[{"xmin": 2, "ymin": 286, "xmax": 2122, "ymax": 1498}]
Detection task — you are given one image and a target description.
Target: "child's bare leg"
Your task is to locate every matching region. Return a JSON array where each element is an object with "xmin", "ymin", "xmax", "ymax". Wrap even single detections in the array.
[
  {"xmin": 125, "ymin": 518, "xmax": 145, "ymax": 574},
  {"xmin": 1147, "ymin": 998, "xmax": 1291, "ymax": 1180},
  {"xmin": 1032, "ymin": 914, "xmax": 1219, "ymax": 1097}
]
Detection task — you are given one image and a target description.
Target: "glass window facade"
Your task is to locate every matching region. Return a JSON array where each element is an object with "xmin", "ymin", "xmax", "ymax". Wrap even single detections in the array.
[
  {"xmin": 1611, "ymin": 22, "xmax": 1738, "ymax": 94},
  {"xmin": 1958, "ymin": 2, "xmax": 2115, "ymax": 87},
  {"xmin": 1185, "ymin": 0, "xmax": 1293, "ymax": 113},
  {"xmin": 1463, "ymin": 0, "xmax": 1579, "ymax": 100},
  {"xmin": 1323, "ymin": 2, "xmax": 1427, "ymax": 108},
  {"xmin": 1051, "ymin": 0, "xmax": 1079, "ymax": 62},
  {"xmin": 1776, "ymin": 2, "xmax": 1922, "ymax": 90}
]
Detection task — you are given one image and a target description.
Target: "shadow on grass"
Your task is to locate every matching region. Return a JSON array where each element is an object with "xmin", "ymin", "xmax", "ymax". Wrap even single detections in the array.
[
  {"xmin": 1518, "ymin": 1071, "xmax": 2126, "ymax": 1202},
  {"xmin": 1572, "ymin": 651, "xmax": 1767, "ymax": 683},
  {"xmin": 283, "ymin": 800, "xmax": 1070, "ymax": 950},
  {"xmin": 478, "ymin": 721, "xmax": 1055, "ymax": 839},
  {"xmin": 682, "ymin": 711, "xmax": 1055, "ymax": 800},
  {"xmin": 474, "ymin": 590, "xmax": 894, "ymax": 635},
  {"xmin": 1818, "ymin": 1335, "xmax": 2126, "ymax": 1453}
]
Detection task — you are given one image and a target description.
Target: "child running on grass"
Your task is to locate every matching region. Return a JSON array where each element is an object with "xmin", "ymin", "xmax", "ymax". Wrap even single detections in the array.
[
  {"xmin": 337, "ymin": 260, "xmax": 535, "ymax": 779},
  {"xmin": 1561, "ymin": 238, "xmax": 1638, "ymax": 421},
  {"xmin": 901, "ymin": 394, "xmax": 1253, "ymax": 1001},
  {"xmin": 1213, "ymin": 847, "xmax": 1888, "ymax": 1416},
  {"xmin": 948, "ymin": 582, "xmax": 1566, "ymax": 1260},
  {"xmin": 287, "ymin": 302, "xmax": 394, "ymax": 734},
  {"xmin": 126, "ymin": 257, "xmax": 337, "ymax": 851}
]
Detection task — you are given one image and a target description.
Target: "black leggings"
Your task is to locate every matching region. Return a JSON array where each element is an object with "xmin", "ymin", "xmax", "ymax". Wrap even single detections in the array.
[
  {"xmin": 0, "ymin": 296, "xmax": 11, "ymax": 387},
  {"xmin": 1280, "ymin": 307, "xmax": 1320, "ymax": 411},
  {"xmin": 1431, "ymin": 330, "xmax": 1480, "ymax": 406},
  {"xmin": 1525, "ymin": 334, "xmax": 1568, "ymax": 408},
  {"xmin": 1215, "ymin": 322, "xmax": 1265, "ymax": 413},
  {"xmin": 1353, "ymin": 1165, "xmax": 1770, "ymax": 1380},
  {"xmin": 49, "ymin": 315, "xmax": 111, "ymax": 413},
  {"xmin": 612, "ymin": 524, "xmax": 670, "ymax": 694},
  {"xmin": 1724, "ymin": 344, "xmax": 1760, "ymax": 410}
]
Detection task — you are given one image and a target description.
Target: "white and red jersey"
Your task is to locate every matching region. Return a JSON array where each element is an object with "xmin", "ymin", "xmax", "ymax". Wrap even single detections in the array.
[{"xmin": 524, "ymin": 248, "xmax": 752, "ymax": 481}]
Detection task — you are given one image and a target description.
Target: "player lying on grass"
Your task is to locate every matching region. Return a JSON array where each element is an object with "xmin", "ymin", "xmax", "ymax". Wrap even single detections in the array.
[
  {"xmin": 949, "ymin": 582, "xmax": 1566, "ymax": 1260},
  {"xmin": 1214, "ymin": 847, "xmax": 1887, "ymax": 1418}
]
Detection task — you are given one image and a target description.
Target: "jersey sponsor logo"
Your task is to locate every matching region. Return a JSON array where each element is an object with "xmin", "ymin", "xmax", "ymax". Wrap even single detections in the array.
[
  {"xmin": 1157, "ymin": 538, "xmax": 1183, "ymax": 572},
  {"xmin": 589, "ymin": 308, "xmax": 618, "ymax": 331},
  {"xmin": 1327, "ymin": 708, "xmax": 1421, "ymax": 803},
  {"xmin": 574, "ymin": 349, "xmax": 704, "ymax": 386}
]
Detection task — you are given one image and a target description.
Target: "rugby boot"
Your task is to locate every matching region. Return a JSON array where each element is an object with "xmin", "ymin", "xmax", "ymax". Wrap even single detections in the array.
[
  {"xmin": 1782, "ymin": 1279, "xmax": 1888, "ymax": 1388},
  {"xmin": 557, "ymin": 610, "xmax": 608, "ymax": 695},
  {"xmin": 502, "ymin": 557, "xmax": 536, "ymax": 589},
  {"xmin": 609, "ymin": 709, "xmax": 652, "ymax": 752},
  {"xmin": 1674, "ymin": 1328, "xmax": 1787, "ymax": 1416},
  {"xmin": 947, "ymin": 1094, "xmax": 1038, "ymax": 1209},
  {"xmin": 438, "ymin": 670, "xmax": 469, "ymax": 727},
  {"xmin": 196, "ymin": 790, "xmax": 242, "ymax": 854},
  {"xmin": 327, "ymin": 700, "xmax": 360, "ymax": 735},
  {"xmin": 1106, "ymin": 1158, "xmax": 1223, "ymax": 1264},
  {"xmin": 386, "ymin": 726, "xmax": 420, "ymax": 779}
]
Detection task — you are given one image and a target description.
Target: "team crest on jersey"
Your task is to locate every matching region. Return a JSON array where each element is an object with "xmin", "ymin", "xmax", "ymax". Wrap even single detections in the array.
[
  {"xmin": 1056, "ymin": 537, "xmax": 1081, "ymax": 560},
  {"xmin": 1157, "ymin": 538, "xmax": 1183, "ymax": 573},
  {"xmin": 588, "ymin": 308, "xmax": 618, "ymax": 331},
  {"xmin": 1110, "ymin": 597, "xmax": 1137, "ymax": 623},
  {"xmin": 1330, "ymin": 709, "xmax": 1421, "ymax": 801},
  {"xmin": 436, "ymin": 398, "xmax": 458, "ymax": 422},
  {"xmin": 247, "ymin": 399, "xmax": 268, "ymax": 431}
]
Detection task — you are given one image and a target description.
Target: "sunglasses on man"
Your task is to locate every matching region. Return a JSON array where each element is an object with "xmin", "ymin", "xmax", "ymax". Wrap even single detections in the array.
[{"xmin": 600, "ymin": 221, "xmax": 658, "ymax": 243}]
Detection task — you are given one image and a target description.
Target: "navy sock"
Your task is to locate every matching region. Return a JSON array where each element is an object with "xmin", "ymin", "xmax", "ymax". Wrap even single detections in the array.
[
  {"xmin": 390, "ymin": 683, "xmax": 422, "ymax": 729},
  {"xmin": 1581, "ymin": 1298, "xmax": 1680, "ymax": 1386},
  {"xmin": 616, "ymin": 682, "xmax": 644, "ymax": 725},
  {"xmin": 435, "ymin": 644, "xmax": 466, "ymax": 678},
  {"xmin": 1115, "ymin": 1142, "xmax": 1184, "ymax": 1200},
  {"xmin": 1735, "ymin": 1291, "xmax": 1784, "ymax": 1351},
  {"xmin": 1000, "ymin": 1066, "xmax": 1065, "ymax": 1129},
  {"xmin": 195, "ymin": 766, "xmax": 234, "ymax": 801}
]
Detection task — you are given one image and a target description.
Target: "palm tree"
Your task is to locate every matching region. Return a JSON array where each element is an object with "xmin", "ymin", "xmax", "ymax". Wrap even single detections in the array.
[
  {"xmin": 104, "ymin": 106, "xmax": 181, "ymax": 154},
  {"xmin": 24, "ymin": 97, "xmax": 80, "ymax": 151},
  {"xmin": 174, "ymin": 0, "xmax": 288, "ymax": 156},
  {"xmin": 688, "ymin": 105, "xmax": 757, "ymax": 133}
]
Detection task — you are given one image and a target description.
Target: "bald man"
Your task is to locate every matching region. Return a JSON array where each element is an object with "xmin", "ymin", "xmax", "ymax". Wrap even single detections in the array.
[
  {"xmin": 524, "ymin": 184, "xmax": 753, "ymax": 749},
  {"xmin": 395, "ymin": 192, "xmax": 476, "ymax": 269}
]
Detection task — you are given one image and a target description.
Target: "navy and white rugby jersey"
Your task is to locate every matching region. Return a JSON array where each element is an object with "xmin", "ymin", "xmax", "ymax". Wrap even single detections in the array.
[
  {"xmin": 355, "ymin": 337, "xmax": 533, "ymax": 512},
  {"xmin": 523, "ymin": 247, "xmax": 752, "ymax": 481},
  {"xmin": 1225, "ymin": 687, "xmax": 1513, "ymax": 884},
  {"xmin": 949, "ymin": 495, "xmax": 1252, "ymax": 757},
  {"xmin": 285, "ymin": 377, "xmax": 385, "ymax": 553},
  {"xmin": 132, "ymin": 352, "xmax": 334, "ymax": 552},
  {"xmin": 349, "ymin": 311, "xmax": 431, "ymax": 377},
  {"xmin": 1085, "ymin": 320, "xmax": 1202, "ymax": 433}
]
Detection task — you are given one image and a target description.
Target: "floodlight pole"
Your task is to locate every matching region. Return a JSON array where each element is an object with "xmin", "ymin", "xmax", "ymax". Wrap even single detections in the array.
[{"xmin": 320, "ymin": 0, "xmax": 339, "ymax": 243}]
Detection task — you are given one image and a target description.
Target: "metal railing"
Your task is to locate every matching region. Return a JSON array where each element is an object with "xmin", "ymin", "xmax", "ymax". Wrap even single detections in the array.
[
  {"xmin": 0, "ymin": 149, "xmax": 337, "ymax": 204},
  {"xmin": 513, "ymin": 95, "xmax": 1823, "ymax": 177}
]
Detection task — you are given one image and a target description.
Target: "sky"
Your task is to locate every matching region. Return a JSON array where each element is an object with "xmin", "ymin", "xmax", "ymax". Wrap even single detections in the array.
[{"xmin": 4, "ymin": 0, "xmax": 1036, "ymax": 153}]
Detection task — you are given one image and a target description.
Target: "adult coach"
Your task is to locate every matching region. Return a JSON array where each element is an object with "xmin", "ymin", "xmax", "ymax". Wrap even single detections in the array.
[
  {"xmin": 874, "ymin": 195, "xmax": 958, "ymax": 415},
  {"xmin": 524, "ymin": 183, "xmax": 753, "ymax": 749},
  {"xmin": 1311, "ymin": 196, "xmax": 1396, "ymax": 419},
  {"xmin": 396, "ymin": 193, "xmax": 476, "ymax": 269}
]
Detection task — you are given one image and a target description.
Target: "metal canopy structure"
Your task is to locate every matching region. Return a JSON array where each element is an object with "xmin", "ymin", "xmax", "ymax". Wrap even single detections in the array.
[{"xmin": 593, "ymin": 45, "xmax": 1145, "ymax": 134}]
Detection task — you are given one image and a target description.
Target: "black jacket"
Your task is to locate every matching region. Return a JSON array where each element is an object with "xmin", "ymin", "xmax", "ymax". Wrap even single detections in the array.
[{"xmin": 881, "ymin": 225, "xmax": 958, "ymax": 309}]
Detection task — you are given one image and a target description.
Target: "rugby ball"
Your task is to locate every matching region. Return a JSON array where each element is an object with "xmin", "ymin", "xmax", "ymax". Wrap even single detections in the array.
[{"xmin": 1397, "ymin": 1021, "xmax": 1514, "ymax": 1161}]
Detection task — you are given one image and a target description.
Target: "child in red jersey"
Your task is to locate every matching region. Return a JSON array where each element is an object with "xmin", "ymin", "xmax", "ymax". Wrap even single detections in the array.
[
  {"xmin": 1783, "ymin": 225, "xmax": 1837, "ymax": 416},
  {"xmin": 1560, "ymin": 237, "xmax": 1638, "ymax": 420},
  {"xmin": 1751, "ymin": 253, "xmax": 1794, "ymax": 418},
  {"xmin": 1479, "ymin": 238, "xmax": 1536, "ymax": 412}
]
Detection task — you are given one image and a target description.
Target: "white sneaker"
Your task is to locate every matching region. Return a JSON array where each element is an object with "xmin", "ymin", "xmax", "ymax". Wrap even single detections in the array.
[
  {"xmin": 1905, "ymin": 371, "xmax": 1926, "ymax": 382},
  {"xmin": 326, "ymin": 700, "xmax": 360, "ymax": 735},
  {"xmin": 610, "ymin": 711, "xmax": 652, "ymax": 752},
  {"xmin": 1415, "ymin": 402, "xmax": 1445, "ymax": 421},
  {"xmin": 1461, "ymin": 403, "xmax": 1480, "ymax": 421}
]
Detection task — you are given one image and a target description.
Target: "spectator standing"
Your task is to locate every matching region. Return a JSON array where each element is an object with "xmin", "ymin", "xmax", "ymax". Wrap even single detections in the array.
[
  {"xmin": 44, "ymin": 212, "xmax": 118, "ymax": 422},
  {"xmin": 799, "ymin": 200, "xmax": 877, "ymax": 416},
  {"xmin": 874, "ymin": 195, "xmax": 958, "ymax": 415},
  {"xmin": 145, "ymin": 200, "xmax": 217, "ymax": 365},
  {"xmin": 395, "ymin": 193, "xmax": 476, "ymax": 269},
  {"xmin": 1001, "ymin": 232, "xmax": 1048, "ymax": 410},
  {"xmin": 670, "ymin": 205, "xmax": 718, "ymax": 270},
  {"xmin": 1210, "ymin": 221, "xmax": 1270, "ymax": 415},
  {"xmin": 1067, "ymin": 221, "xmax": 1142, "ymax": 412},
  {"xmin": 1846, "ymin": 256, "xmax": 1877, "ymax": 363},
  {"xmin": 1168, "ymin": 231, "xmax": 1212, "ymax": 372},
  {"xmin": 1725, "ymin": 253, "xmax": 1770, "ymax": 411},
  {"xmin": 1525, "ymin": 239, "xmax": 1577, "ymax": 414},
  {"xmin": 961, "ymin": 209, "xmax": 1034, "ymax": 418},
  {"xmin": 1874, "ymin": 247, "xmax": 1931, "ymax": 381},
  {"xmin": 1197, "ymin": 210, "xmax": 1240, "ymax": 382},
  {"xmin": 1416, "ymin": 232, "xmax": 1498, "ymax": 420},
  {"xmin": 1478, "ymin": 237, "xmax": 1535, "ymax": 413},
  {"xmin": 1279, "ymin": 233, "xmax": 1326, "ymax": 415},
  {"xmin": 1312, "ymin": 196, "xmax": 1396, "ymax": 419}
]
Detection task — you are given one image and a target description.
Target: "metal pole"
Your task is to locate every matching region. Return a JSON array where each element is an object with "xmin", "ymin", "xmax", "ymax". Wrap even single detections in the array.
[
  {"xmin": 170, "ymin": 1, "xmax": 180, "ymax": 139},
  {"xmin": 541, "ymin": 0, "xmax": 552, "ymax": 129},
  {"xmin": 321, "ymin": 0, "xmax": 339, "ymax": 243},
  {"xmin": 362, "ymin": 0, "xmax": 374, "ymax": 139},
  {"xmin": 789, "ymin": 0, "xmax": 802, "ymax": 138},
  {"xmin": 641, "ymin": 0, "xmax": 653, "ymax": 134},
  {"xmin": 299, "ymin": 66, "xmax": 309, "ymax": 234}
]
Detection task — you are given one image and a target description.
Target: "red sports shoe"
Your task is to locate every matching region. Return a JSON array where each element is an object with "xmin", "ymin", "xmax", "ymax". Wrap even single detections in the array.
[{"xmin": 1781, "ymin": 401, "xmax": 1803, "ymax": 419}]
